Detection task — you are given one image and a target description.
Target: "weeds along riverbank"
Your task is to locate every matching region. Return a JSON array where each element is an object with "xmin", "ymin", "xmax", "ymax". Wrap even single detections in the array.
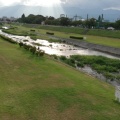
[{"xmin": 51, "ymin": 55, "xmax": 120, "ymax": 86}]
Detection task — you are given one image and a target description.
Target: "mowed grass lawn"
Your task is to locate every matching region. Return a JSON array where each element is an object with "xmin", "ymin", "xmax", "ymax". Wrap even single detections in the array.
[
  {"xmin": 86, "ymin": 35, "xmax": 120, "ymax": 48},
  {"xmin": 0, "ymin": 38, "xmax": 120, "ymax": 120},
  {"xmin": 38, "ymin": 29, "xmax": 120, "ymax": 48}
]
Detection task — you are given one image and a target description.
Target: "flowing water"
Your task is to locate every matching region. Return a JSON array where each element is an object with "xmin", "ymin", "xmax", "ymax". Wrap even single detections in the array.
[{"xmin": 0, "ymin": 29, "xmax": 119, "ymax": 60}]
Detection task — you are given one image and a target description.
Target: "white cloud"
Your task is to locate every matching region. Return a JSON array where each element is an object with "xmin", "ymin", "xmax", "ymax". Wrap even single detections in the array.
[
  {"xmin": 0, "ymin": 0, "xmax": 120, "ymax": 9},
  {"xmin": 0, "ymin": 0, "xmax": 62, "ymax": 6},
  {"xmin": 23, "ymin": 0, "xmax": 61, "ymax": 6},
  {"xmin": 59, "ymin": 0, "xmax": 120, "ymax": 9},
  {"xmin": 0, "ymin": 0, "xmax": 21, "ymax": 6},
  {"xmin": 103, "ymin": 7, "xmax": 120, "ymax": 11}
]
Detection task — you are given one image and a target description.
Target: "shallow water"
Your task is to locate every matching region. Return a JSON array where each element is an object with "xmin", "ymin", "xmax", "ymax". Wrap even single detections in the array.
[
  {"xmin": 0, "ymin": 29, "xmax": 119, "ymax": 60},
  {"xmin": 2, "ymin": 26, "xmax": 9, "ymax": 29}
]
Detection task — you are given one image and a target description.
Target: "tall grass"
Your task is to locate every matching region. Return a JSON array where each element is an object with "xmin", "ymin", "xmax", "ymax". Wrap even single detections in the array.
[{"xmin": 60, "ymin": 55, "xmax": 120, "ymax": 81}]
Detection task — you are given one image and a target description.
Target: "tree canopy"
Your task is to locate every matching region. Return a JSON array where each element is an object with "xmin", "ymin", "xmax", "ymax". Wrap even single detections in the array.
[{"xmin": 17, "ymin": 13, "xmax": 120, "ymax": 29}]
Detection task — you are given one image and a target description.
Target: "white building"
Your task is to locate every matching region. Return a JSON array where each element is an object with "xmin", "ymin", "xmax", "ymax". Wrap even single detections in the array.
[
  {"xmin": 115, "ymin": 86, "xmax": 120, "ymax": 102},
  {"xmin": 107, "ymin": 27, "xmax": 115, "ymax": 30},
  {"xmin": 10, "ymin": 17, "xmax": 17, "ymax": 21}
]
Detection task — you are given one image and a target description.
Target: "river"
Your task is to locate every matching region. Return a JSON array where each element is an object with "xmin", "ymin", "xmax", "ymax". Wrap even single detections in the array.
[{"xmin": 0, "ymin": 29, "xmax": 119, "ymax": 60}]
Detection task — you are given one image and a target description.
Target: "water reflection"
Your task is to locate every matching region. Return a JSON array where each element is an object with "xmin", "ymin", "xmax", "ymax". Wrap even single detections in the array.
[{"xmin": 0, "ymin": 30, "xmax": 119, "ymax": 59}]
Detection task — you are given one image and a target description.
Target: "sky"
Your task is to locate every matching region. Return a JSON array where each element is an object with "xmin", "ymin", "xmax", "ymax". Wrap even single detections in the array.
[
  {"xmin": 0, "ymin": 0, "xmax": 120, "ymax": 10},
  {"xmin": 0, "ymin": 0, "xmax": 120, "ymax": 21}
]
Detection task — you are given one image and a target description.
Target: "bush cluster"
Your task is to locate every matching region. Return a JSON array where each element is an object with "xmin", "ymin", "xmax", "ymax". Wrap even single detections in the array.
[
  {"xmin": 60, "ymin": 56, "xmax": 75, "ymax": 67},
  {"xmin": 52, "ymin": 55, "xmax": 58, "ymax": 59},
  {"xmin": 30, "ymin": 29, "xmax": 35, "ymax": 32},
  {"xmin": 19, "ymin": 43, "xmax": 45, "ymax": 57},
  {"xmin": 46, "ymin": 32, "xmax": 54, "ymax": 35},
  {"xmin": 19, "ymin": 42, "xmax": 24, "ymax": 47},
  {"xmin": 59, "ymin": 55, "xmax": 120, "ymax": 81},
  {"xmin": 70, "ymin": 36, "xmax": 83, "ymax": 40}
]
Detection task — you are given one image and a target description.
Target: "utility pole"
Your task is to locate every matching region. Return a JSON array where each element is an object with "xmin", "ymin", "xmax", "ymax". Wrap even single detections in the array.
[
  {"xmin": 101, "ymin": 14, "xmax": 104, "ymax": 21},
  {"xmin": 87, "ymin": 14, "xmax": 89, "ymax": 20}
]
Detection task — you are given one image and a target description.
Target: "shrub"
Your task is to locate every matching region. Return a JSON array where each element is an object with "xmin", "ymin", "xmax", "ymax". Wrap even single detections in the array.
[
  {"xmin": 39, "ymin": 50, "xmax": 45, "ymax": 56},
  {"xmin": 23, "ymin": 44, "xmax": 31, "ymax": 50},
  {"xmin": 60, "ymin": 56, "xmax": 67, "ymax": 61},
  {"xmin": 30, "ymin": 46, "xmax": 36, "ymax": 54},
  {"xmin": 51, "ymin": 55, "xmax": 58, "ymax": 59},
  {"xmin": 30, "ymin": 29, "xmax": 35, "ymax": 32},
  {"xmin": 65, "ymin": 59, "xmax": 75, "ymax": 68},
  {"xmin": 19, "ymin": 42, "xmax": 24, "ymax": 47},
  {"xmin": 77, "ymin": 62, "xmax": 84, "ymax": 68},
  {"xmin": 36, "ymin": 50, "xmax": 45, "ymax": 56},
  {"xmin": 46, "ymin": 32, "xmax": 54, "ymax": 35},
  {"xmin": 69, "ymin": 58, "xmax": 75, "ymax": 64},
  {"xmin": 93, "ymin": 57, "xmax": 106, "ymax": 65},
  {"xmin": 104, "ymin": 72, "xmax": 115, "ymax": 81},
  {"xmin": 70, "ymin": 36, "xmax": 83, "ymax": 40}
]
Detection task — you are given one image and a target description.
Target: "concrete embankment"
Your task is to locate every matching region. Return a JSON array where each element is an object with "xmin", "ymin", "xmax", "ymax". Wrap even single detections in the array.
[{"xmin": 60, "ymin": 38, "xmax": 120, "ymax": 57}]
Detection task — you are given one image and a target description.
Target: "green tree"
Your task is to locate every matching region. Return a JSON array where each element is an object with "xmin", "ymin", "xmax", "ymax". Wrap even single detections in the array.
[
  {"xmin": 18, "ymin": 13, "xmax": 26, "ymax": 23},
  {"xmin": 22, "ymin": 13, "xmax": 25, "ymax": 19},
  {"xmin": 26, "ymin": 14, "xmax": 35, "ymax": 23},
  {"xmin": 48, "ymin": 16, "xmax": 55, "ymax": 20},
  {"xmin": 71, "ymin": 20, "xmax": 82, "ymax": 26},
  {"xmin": 85, "ymin": 18, "xmax": 96, "ymax": 28},
  {"xmin": 115, "ymin": 20, "xmax": 120, "ymax": 29},
  {"xmin": 60, "ymin": 17, "xmax": 70, "ymax": 26}
]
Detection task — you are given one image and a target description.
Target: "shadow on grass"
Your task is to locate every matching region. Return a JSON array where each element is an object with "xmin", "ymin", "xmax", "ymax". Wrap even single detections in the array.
[{"xmin": 113, "ymin": 99, "xmax": 120, "ymax": 105}]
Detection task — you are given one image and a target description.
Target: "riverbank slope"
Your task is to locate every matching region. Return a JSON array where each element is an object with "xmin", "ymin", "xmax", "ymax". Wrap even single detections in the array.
[{"xmin": 0, "ymin": 35, "xmax": 120, "ymax": 120}]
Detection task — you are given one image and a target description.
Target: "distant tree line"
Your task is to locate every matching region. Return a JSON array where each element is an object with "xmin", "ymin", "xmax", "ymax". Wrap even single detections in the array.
[
  {"xmin": 17, "ymin": 13, "xmax": 120, "ymax": 29},
  {"xmin": 17, "ymin": 14, "xmax": 46, "ymax": 24}
]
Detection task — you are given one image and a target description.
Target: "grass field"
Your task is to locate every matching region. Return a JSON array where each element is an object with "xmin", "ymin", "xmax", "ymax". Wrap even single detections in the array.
[
  {"xmin": 37, "ymin": 25, "xmax": 120, "ymax": 48},
  {"xmin": 37, "ymin": 25, "xmax": 120, "ymax": 39},
  {"xmin": 86, "ymin": 35, "xmax": 120, "ymax": 48},
  {"xmin": 3, "ymin": 24, "xmax": 120, "ymax": 48},
  {"xmin": 0, "ymin": 35, "xmax": 120, "ymax": 120}
]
